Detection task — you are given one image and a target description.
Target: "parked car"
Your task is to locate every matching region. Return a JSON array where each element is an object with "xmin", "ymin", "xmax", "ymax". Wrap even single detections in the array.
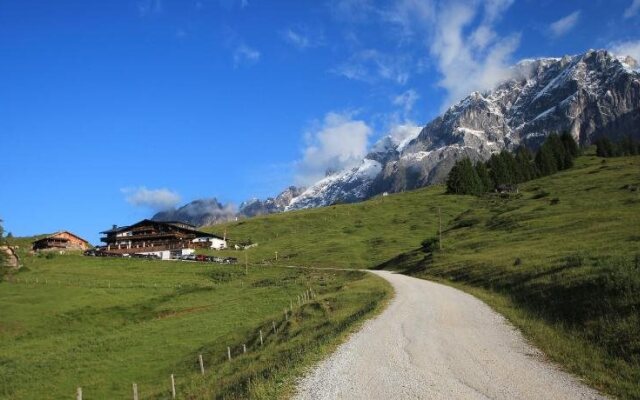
[
  {"xmin": 195, "ymin": 254, "xmax": 207, "ymax": 262},
  {"xmin": 223, "ymin": 257, "xmax": 238, "ymax": 264}
]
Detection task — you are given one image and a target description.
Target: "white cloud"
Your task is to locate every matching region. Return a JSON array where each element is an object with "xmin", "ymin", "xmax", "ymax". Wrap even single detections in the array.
[
  {"xmin": 233, "ymin": 44, "xmax": 261, "ymax": 67},
  {"xmin": 428, "ymin": 1, "xmax": 520, "ymax": 108},
  {"xmin": 333, "ymin": 49, "xmax": 411, "ymax": 85},
  {"xmin": 393, "ymin": 89, "xmax": 420, "ymax": 118},
  {"xmin": 332, "ymin": 0, "xmax": 519, "ymax": 107},
  {"xmin": 549, "ymin": 11, "xmax": 581, "ymax": 38},
  {"xmin": 624, "ymin": 0, "xmax": 640, "ymax": 18},
  {"xmin": 610, "ymin": 40, "xmax": 640, "ymax": 63},
  {"xmin": 283, "ymin": 29, "xmax": 311, "ymax": 49},
  {"xmin": 382, "ymin": 0, "xmax": 435, "ymax": 39},
  {"xmin": 389, "ymin": 124, "xmax": 422, "ymax": 146},
  {"xmin": 295, "ymin": 112, "xmax": 373, "ymax": 185},
  {"xmin": 122, "ymin": 187, "xmax": 181, "ymax": 211}
]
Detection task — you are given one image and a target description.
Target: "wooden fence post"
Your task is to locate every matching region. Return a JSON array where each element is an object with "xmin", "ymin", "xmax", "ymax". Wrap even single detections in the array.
[
  {"xmin": 76, "ymin": 387, "xmax": 82, "ymax": 400},
  {"xmin": 227, "ymin": 346, "xmax": 232, "ymax": 361},
  {"xmin": 284, "ymin": 309, "xmax": 288, "ymax": 321},
  {"xmin": 132, "ymin": 383, "xmax": 138, "ymax": 400},
  {"xmin": 272, "ymin": 321, "xmax": 277, "ymax": 334},
  {"xmin": 243, "ymin": 344, "xmax": 247, "ymax": 353},
  {"xmin": 198, "ymin": 354, "xmax": 205, "ymax": 375},
  {"xmin": 259, "ymin": 329, "xmax": 263, "ymax": 346},
  {"xmin": 170, "ymin": 374, "xmax": 176, "ymax": 399}
]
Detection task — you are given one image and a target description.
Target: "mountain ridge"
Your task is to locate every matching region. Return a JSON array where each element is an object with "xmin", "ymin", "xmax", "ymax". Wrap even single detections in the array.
[
  {"xmin": 289, "ymin": 49, "xmax": 640, "ymax": 209},
  {"xmin": 154, "ymin": 49, "xmax": 640, "ymax": 225}
]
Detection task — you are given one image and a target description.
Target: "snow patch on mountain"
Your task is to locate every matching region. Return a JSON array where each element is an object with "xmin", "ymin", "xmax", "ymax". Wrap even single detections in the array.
[{"xmin": 287, "ymin": 158, "xmax": 382, "ymax": 210}]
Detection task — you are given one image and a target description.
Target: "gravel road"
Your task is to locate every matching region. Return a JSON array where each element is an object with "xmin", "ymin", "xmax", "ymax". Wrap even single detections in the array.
[{"xmin": 294, "ymin": 270, "xmax": 604, "ymax": 400}]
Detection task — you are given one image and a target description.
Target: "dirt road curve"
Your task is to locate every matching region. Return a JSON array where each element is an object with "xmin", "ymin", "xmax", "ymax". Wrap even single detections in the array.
[{"xmin": 294, "ymin": 270, "xmax": 604, "ymax": 400}]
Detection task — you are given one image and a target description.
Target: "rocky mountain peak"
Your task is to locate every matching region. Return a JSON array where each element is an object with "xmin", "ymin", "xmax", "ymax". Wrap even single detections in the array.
[
  {"xmin": 153, "ymin": 50, "xmax": 639, "ymax": 221},
  {"xmin": 287, "ymin": 49, "xmax": 640, "ymax": 209}
]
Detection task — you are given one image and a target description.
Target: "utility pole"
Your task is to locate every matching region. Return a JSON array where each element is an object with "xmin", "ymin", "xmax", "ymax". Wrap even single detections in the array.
[{"xmin": 438, "ymin": 207, "xmax": 442, "ymax": 251}]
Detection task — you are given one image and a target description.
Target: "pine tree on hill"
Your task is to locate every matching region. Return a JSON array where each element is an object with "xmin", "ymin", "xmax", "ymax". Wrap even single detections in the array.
[
  {"xmin": 446, "ymin": 132, "xmax": 581, "ymax": 197},
  {"xmin": 488, "ymin": 152, "xmax": 508, "ymax": 187},
  {"xmin": 475, "ymin": 161, "xmax": 492, "ymax": 192},
  {"xmin": 619, "ymin": 134, "xmax": 639, "ymax": 156},
  {"xmin": 515, "ymin": 146, "xmax": 536, "ymax": 182},
  {"xmin": 546, "ymin": 133, "xmax": 568, "ymax": 170},
  {"xmin": 502, "ymin": 150, "xmax": 522, "ymax": 183},
  {"xmin": 595, "ymin": 137, "xmax": 615, "ymax": 157},
  {"xmin": 447, "ymin": 158, "xmax": 483, "ymax": 195},
  {"xmin": 535, "ymin": 144, "xmax": 558, "ymax": 176},
  {"xmin": 560, "ymin": 131, "xmax": 579, "ymax": 158}
]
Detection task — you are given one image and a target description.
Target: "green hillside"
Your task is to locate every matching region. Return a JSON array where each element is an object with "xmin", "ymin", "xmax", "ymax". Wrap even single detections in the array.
[
  {"xmin": 0, "ymin": 256, "xmax": 389, "ymax": 399},
  {"xmin": 2, "ymin": 152, "xmax": 638, "ymax": 398},
  {"xmin": 206, "ymin": 152, "xmax": 640, "ymax": 398}
]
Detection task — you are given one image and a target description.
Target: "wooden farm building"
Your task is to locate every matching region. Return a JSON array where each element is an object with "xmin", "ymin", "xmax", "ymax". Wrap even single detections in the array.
[
  {"xmin": 32, "ymin": 231, "xmax": 90, "ymax": 251},
  {"xmin": 99, "ymin": 219, "xmax": 226, "ymax": 259}
]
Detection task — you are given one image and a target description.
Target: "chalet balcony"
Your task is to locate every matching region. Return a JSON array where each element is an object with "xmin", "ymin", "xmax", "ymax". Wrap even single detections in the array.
[
  {"xmin": 100, "ymin": 232, "xmax": 195, "ymax": 243},
  {"xmin": 103, "ymin": 242, "xmax": 195, "ymax": 253}
]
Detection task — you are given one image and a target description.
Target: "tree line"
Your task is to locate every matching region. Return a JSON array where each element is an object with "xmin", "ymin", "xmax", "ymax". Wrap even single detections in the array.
[
  {"xmin": 446, "ymin": 132, "xmax": 579, "ymax": 195},
  {"xmin": 594, "ymin": 135, "xmax": 640, "ymax": 158}
]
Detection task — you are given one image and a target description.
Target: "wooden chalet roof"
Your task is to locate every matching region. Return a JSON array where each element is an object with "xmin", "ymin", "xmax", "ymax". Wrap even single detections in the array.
[
  {"xmin": 100, "ymin": 219, "xmax": 224, "ymax": 240},
  {"xmin": 33, "ymin": 231, "xmax": 90, "ymax": 245}
]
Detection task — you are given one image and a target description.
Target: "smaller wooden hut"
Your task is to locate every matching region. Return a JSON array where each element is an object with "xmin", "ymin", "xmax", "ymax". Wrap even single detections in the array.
[{"xmin": 32, "ymin": 231, "xmax": 90, "ymax": 251}]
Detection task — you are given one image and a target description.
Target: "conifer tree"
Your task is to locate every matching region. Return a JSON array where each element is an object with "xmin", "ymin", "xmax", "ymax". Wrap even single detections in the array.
[
  {"xmin": 475, "ymin": 161, "xmax": 492, "ymax": 192},
  {"xmin": 619, "ymin": 134, "xmax": 640, "ymax": 156},
  {"xmin": 515, "ymin": 146, "xmax": 536, "ymax": 182},
  {"xmin": 500, "ymin": 150, "xmax": 520, "ymax": 183},
  {"xmin": 546, "ymin": 133, "xmax": 567, "ymax": 170},
  {"xmin": 446, "ymin": 158, "xmax": 483, "ymax": 195},
  {"xmin": 560, "ymin": 131, "xmax": 579, "ymax": 157},
  {"xmin": 535, "ymin": 144, "xmax": 557, "ymax": 176},
  {"xmin": 595, "ymin": 137, "xmax": 615, "ymax": 157},
  {"xmin": 446, "ymin": 161, "xmax": 462, "ymax": 194},
  {"xmin": 488, "ymin": 153, "xmax": 507, "ymax": 186}
]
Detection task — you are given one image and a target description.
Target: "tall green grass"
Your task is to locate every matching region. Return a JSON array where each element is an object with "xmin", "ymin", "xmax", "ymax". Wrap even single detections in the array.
[{"xmin": 0, "ymin": 255, "xmax": 389, "ymax": 399}]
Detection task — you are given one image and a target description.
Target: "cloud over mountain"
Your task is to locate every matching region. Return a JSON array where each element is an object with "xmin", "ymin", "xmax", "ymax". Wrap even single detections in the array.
[
  {"xmin": 122, "ymin": 187, "xmax": 181, "ymax": 211},
  {"xmin": 549, "ymin": 11, "xmax": 581, "ymax": 38},
  {"xmin": 295, "ymin": 112, "xmax": 373, "ymax": 186}
]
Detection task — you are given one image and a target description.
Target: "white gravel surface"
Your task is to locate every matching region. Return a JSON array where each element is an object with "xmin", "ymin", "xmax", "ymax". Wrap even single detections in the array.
[{"xmin": 294, "ymin": 270, "xmax": 605, "ymax": 400}]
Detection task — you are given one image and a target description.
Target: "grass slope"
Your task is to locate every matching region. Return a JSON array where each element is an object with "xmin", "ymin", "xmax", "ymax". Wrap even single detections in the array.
[
  {"xmin": 204, "ymin": 186, "xmax": 475, "ymax": 269},
  {"xmin": 206, "ymin": 153, "xmax": 640, "ymax": 398},
  {"xmin": 0, "ymin": 256, "xmax": 389, "ymax": 399}
]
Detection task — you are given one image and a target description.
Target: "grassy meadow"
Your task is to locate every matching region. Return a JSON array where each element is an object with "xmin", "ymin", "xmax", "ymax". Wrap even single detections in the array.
[
  {"xmin": 0, "ymin": 255, "xmax": 389, "ymax": 399},
  {"xmin": 206, "ymin": 152, "xmax": 640, "ymax": 398},
  {"xmin": 2, "ymin": 151, "xmax": 638, "ymax": 399}
]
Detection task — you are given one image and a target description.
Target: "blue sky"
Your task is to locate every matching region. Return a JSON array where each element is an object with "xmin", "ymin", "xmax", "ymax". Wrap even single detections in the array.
[{"xmin": 1, "ymin": 0, "xmax": 639, "ymax": 242}]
